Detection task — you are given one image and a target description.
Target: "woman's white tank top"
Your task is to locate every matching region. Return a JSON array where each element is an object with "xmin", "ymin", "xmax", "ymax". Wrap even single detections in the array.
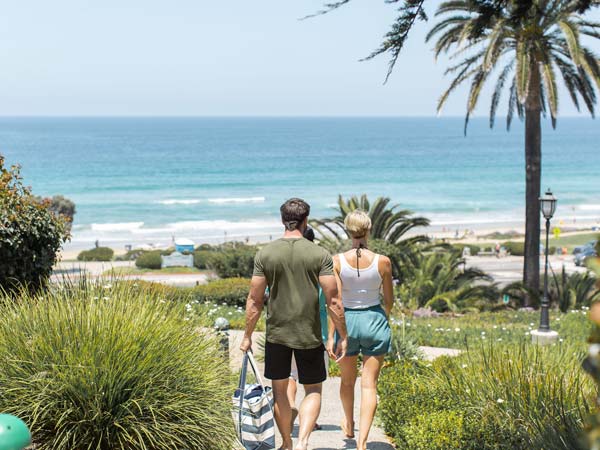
[{"xmin": 338, "ymin": 252, "xmax": 382, "ymax": 309}]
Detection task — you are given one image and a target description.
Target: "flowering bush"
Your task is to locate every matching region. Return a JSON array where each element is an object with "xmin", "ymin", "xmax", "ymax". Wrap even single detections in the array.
[
  {"xmin": 0, "ymin": 158, "xmax": 69, "ymax": 292},
  {"xmin": 191, "ymin": 277, "xmax": 250, "ymax": 307},
  {"xmin": 379, "ymin": 343, "xmax": 592, "ymax": 449}
]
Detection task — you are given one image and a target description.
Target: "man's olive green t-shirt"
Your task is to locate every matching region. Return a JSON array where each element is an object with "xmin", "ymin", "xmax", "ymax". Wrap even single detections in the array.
[{"xmin": 253, "ymin": 238, "xmax": 334, "ymax": 349}]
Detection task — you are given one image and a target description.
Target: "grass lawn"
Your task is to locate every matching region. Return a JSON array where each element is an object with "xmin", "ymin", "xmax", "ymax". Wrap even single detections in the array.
[
  {"xmin": 395, "ymin": 309, "xmax": 590, "ymax": 349},
  {"xmin": 549, "ymin": 232, "xmax": 598, "ymax": 250}
]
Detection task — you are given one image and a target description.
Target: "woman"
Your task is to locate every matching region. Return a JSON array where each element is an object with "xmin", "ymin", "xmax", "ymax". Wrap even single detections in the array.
[{"xmin": 328, "ymin": 210, "xmax": 393, "ymax": 450}]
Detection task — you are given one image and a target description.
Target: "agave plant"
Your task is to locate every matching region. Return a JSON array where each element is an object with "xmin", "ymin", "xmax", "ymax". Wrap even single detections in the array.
[
  {"xmin": 398, "ymin": 249, "xmax": 499, "ymax": 312},
  {"xmin": 550, "ymin": 265, "xmax": 600, "ymax": 312}
]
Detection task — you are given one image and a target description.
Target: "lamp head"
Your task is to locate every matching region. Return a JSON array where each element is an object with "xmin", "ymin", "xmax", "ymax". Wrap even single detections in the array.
[{"xmin": 539, "ymin": 189, "xmax": 557, "ymax": 220}]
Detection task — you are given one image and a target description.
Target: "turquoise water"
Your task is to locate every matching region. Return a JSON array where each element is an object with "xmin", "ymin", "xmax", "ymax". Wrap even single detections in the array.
[{"xmin": 1, "ymin": 117, "xmax": 598, "ymax": 248}]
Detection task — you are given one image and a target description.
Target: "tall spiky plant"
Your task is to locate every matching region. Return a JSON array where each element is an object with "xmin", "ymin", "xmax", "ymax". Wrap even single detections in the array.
[{"xmin": 426, "ymin": 0, "xmax": 600, "ymax": 304}]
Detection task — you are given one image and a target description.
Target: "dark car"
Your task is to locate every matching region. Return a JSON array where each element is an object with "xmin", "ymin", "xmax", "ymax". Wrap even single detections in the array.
[
  {"xmin": 573, "ymin": 240, "xmax": 597, "ymax": 255},
  {"xmin": 575, "ymin": 247, "xmax": 597, "ymax": 266}
]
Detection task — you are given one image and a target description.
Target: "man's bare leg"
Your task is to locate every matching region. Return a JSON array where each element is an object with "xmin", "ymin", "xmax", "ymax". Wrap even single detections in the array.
[
  {"xmin": 294, "ymin": 383, "xmax": 322, "ymax": 450},
  {"xmin": 272, "ymin": 379, "xmax": 294, "ymax": 450}
]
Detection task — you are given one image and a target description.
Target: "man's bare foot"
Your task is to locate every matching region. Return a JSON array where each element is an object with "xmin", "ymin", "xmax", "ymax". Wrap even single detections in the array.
[
  {"xmin": 280, "ymin": 437, "xmax": 293, "ymax": 450},
  {"xmin": 341, "ymin": 419, "xmax": 355, "ymax": 438}
]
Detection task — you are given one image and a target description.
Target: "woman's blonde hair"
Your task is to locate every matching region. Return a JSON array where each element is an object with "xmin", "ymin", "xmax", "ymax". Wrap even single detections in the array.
[{"xmin": 344, "ymin": 210, "xmax": 371, "ymax": 238}]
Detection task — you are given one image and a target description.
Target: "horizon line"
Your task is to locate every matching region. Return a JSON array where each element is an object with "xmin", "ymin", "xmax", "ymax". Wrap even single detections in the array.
[{"xmin": 0, "ymin": 114, "xmax": 593, "ymax": 119}]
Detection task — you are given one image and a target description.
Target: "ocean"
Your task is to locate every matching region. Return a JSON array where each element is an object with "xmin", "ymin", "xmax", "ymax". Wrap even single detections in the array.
[{"xmin": 1, "ymin": 117, "xmax": 598, "ymax": 250}]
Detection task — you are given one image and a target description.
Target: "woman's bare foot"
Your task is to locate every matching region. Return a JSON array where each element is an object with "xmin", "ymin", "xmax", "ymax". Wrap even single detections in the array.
[
  {"xmin": 290, "ymin": 407, "xmax": 298, "ymax": 430},
  {"xmin": 341, "ymin": 419, "xmax": 355, "ymax": 438}
]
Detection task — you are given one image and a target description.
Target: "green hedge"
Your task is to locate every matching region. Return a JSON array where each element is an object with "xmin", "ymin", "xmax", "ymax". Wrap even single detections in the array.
[
  {"xmin": 77, "ymin": 247, "xmax": 114, "ymax": 262},
  {"xmin": 0, "ymin": 282, "xmax": 235, "ymax": 450},
  {"xmin": 135, "ymin": 250, "xmax": 164, "ymax": 269},
  {"xmin": 193, "ymin": 250, "xmax": 213, "ymax": 270},
  {"xmin": 452, "ymin": 244, "xmax": 481, "ymax": 256},
  {"xmin": 205, "ymin": 243, "xmax": 256, "ymax": 278},
  {"xmin": 192, "ymin": 277, "xmax": 250, "ymax": 307},
  {"xmin": 379, "ymin": 344, "xmax": 591, "ymax": 450},
  {"xmin": 503, "ymin": 241, "xmax": 524, "ymax": 256}
]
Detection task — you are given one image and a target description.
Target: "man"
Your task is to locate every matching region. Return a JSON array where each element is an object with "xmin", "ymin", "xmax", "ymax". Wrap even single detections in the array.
[{"xmin": 240, "ymin": 198, "xmax": 348, "ymax": 450}]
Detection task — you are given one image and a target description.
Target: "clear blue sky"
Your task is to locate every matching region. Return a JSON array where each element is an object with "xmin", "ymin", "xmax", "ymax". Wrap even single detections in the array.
[{"xmin": 1, "ymin": 1, "xmax": 598, "ymax": 117}]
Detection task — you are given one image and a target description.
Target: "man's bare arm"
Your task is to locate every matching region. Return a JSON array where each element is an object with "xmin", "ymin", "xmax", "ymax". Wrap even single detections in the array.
[
  {"xmin": 239, "ymin": 275, "xmax": 267, "ymax": 352},
  {"xmin": 320, "ymin": 274, "xmax": 347, "ymax": 338}
]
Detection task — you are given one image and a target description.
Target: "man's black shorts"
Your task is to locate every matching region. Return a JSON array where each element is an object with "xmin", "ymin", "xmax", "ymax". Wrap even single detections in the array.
[{"xmin": 264, "ymin": 341, "xmax": 326, "ymax": 385}]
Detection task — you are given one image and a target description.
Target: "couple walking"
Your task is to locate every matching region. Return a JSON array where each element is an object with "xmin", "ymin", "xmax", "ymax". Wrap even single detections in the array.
[{"xmin": 240, "ymin": 198, "xmax": 394, "ymax": 450}]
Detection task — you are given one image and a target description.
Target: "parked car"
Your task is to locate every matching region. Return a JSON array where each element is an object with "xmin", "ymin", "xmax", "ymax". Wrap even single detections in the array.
[
  {"xmin": 575, "ymin": 247, "xmax": 597, "ymax": 266},
  {"xmin": 573, "ymin": 240, "xmax": 597, "ymax": 255}
]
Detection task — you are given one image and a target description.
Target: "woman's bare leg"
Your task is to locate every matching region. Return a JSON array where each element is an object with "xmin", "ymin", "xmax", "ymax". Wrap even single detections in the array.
[
  {"xmin": 338, "ymin": 355, "xmax": 358, "ymax": 438},
  {"xmin": 356, "ymin": 355, "xmax": 385, "ymax": 450}
]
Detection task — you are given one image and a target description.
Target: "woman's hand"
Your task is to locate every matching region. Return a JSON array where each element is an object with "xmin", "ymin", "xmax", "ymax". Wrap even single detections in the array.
[{"xmin": 326, "ymin": 336, "xmax": 336, "ymax": 359}]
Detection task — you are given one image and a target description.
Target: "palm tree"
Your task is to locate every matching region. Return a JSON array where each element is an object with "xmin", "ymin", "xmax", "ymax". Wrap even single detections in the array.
[
  {"xmin": 311, "ymin": 194, "xmax": 430, "ymax": 244},
  {"xmin": 426, "ymin": 0, "xmax": 600, "ymax": 304},
  {"xmin": 312, "ymin": 194, "xmax": 430, "ymax": 281}
]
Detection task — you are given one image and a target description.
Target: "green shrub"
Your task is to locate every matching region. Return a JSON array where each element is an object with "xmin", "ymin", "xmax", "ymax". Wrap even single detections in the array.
[
  {"xmin": 193, "ymin": 250, "xmax": 213, "ymax": 269},
  {"xmin": 378, "ymin": 343, "xmax": 592, "ymax": 450},
  {"xmin": 0, "ymin": 282, "xmax": 235, "ymax": 450},
  {"xmin": 206, "ymin": 243, "xmax": 256, "ymax": 278},
  {"xmin": 192, "ymin": 277, "xmax": 250, "ymax": 307},
  {"xmin": 503, "ymin": 241, "xmax": 525, "ymax": 256},
  {"xmin": 0, "ymin": 158, "xmax": 69, "ymax": 292},
  {"xmin": 115, "ymin": 248, "xmax": 147, "ymax": 261},
  {"xmin": 77, "ymin": 246, "xmax": 114, "ymax": 262},
  {"xmin": 452, "ymin": 244, "xmax": 481, "ymax": 256},
  {"xmin": 135, "ymin": 250, "xmax": 164, "ymax": 269}
]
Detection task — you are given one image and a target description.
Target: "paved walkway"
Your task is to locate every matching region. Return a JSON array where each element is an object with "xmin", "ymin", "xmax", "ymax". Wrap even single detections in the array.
[{"xmin": 228, "ymin": 330, "xmax": 461, "ymax": 449}]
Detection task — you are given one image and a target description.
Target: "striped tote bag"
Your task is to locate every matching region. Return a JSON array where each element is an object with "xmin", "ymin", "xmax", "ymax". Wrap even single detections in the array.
[{"xmin": 232, "ymin": 351, "xmax": 275, "ymax": 450}]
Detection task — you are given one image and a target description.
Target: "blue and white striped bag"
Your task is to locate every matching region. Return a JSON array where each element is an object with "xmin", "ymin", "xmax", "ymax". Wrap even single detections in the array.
[{"xmin": 233, "ymin": 352, "xmax": 275, "ymax": 450}]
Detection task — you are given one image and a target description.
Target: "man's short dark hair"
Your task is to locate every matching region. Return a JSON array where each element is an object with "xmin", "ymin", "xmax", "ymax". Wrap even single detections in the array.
[{"xmin": 280, "ymin": 198, "xmax": 310, "ymax": 231}]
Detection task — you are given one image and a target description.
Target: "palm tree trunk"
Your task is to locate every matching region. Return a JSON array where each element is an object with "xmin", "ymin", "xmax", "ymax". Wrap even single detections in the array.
[{"xmin": 523, "ymin": 69, "xmax": 542, "ymax": 306}]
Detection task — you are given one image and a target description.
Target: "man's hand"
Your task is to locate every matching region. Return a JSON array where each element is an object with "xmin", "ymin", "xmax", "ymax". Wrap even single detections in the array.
[
  {"xmin": 240, "ymin": 335, "xmax": 252, "ymax": 353},
  {"xmin": 334, "ymin": 337, "xmax": 347, "ymax": 362},
  {"xmin": 326, "ymin": 336, "xmax": 336, "ymax": 359}
]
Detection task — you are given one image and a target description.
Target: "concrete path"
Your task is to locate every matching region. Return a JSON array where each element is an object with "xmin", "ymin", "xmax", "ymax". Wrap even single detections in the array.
[{"xmin": 228, "ymin": 330, "xmax": 461, "ymax": 450}]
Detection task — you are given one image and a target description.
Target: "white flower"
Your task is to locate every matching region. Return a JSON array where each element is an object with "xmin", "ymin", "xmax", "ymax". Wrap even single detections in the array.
[
  {"xmin": 228, "ymin": 312, "xmax": 233, "ymax": 315},
  {"xmin": 427, "ymin": 324, "xmax": 432, "ymax": 327},
  {"xmin": 103, "ymin": 296, "xmax": 109, "ymax": 300},
  {"xmin": 103, "ymin": 283, "xmax": 113, "ymax": 289},
  {"xmin": 481, "ymin": 331, "xmax": 486, "ymax": 335},
  {"xmin": 461, "ymin": 364, "xmax": 468, "ymax": 369},
  {"xmin": 497, "ymin": 398, "xmax": 504, "ymax": 404},
  {"xmin": 497, "ymin": 338, "xmax": 503, "ymax": 341},
  {"xmin": 529, "ymin": 323, "xmax": 534, "ymax": 326},
  {"xmin": 525, "ymin": 331, "xmax": 530, "ymax": 335},
  {"xmin": 455, "ymin": 328, "xmax": 460, "ymax": 332},
  {"xmin": 493, "ymin": 325, "xmax": 498, "ymax": 329},
  {"xmin": 481, "ymin": 336, "xmax": 486, "ymax": 340},
  {"xmin": 559, "ymin": 338, "xmax": 564, "ymax": 342},
  {"xmin": 502, "ymin": 327, "xmax": 507, "ymax": 331},
  {"xmin": 411, "ymin": 356, "xmax": 419, "ymax": 360}
]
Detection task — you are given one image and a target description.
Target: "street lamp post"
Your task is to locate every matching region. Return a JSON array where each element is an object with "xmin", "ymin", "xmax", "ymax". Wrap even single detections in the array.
[{"xmin": 532, "ymin": 189, "xmax": 559, "ymax": 344}]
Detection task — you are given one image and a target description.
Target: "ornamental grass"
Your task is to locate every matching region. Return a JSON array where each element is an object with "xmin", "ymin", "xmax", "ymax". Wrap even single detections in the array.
[{"xmin": 0, "ymin": 280, "xmax": 235, "ymax": 450}]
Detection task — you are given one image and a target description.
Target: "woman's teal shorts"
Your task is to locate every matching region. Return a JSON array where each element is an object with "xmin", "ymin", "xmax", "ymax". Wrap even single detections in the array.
[{"xmin": 337, "ymin": 304, "xmax": 391, "ymax": 357}]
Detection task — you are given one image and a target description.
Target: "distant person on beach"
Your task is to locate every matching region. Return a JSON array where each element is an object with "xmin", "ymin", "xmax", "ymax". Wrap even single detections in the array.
[
  {"xmin": 332, "ymin": 210, "xmax": 393, "ymax": 450},
  {"xmin": 286, "ymin": 226, "xmax": 329, "ymax": 432},
  {"xmin": 240, "ymin": 198, "xmax": 348, "ymax": 450}
]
